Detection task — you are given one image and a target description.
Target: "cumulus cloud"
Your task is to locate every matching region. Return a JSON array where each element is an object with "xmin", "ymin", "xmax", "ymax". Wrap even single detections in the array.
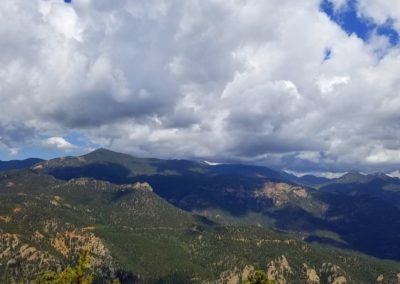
[
  {"xmin": 327, "ymin": 0, "xmax": 349, "ymax": 12},
  {"xmin": 316, "ymin": 75, "xmax": 350, "ymax": 93},
  {"xmin": 43, "ymin": 137, "xmax": 75, "ymax": 150},
  {"xmin": 1, "ymin": 0, "xmax": 400, "ymax": 172},
  {"xmin": 356, "ymin": 0, "xmax": 400, "ymax": 32},
  {"xmin": 366, "ymin": 146, "xmax": 400, "ymax": 164}
]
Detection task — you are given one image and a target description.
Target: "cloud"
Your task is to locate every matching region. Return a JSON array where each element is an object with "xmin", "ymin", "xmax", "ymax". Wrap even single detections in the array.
[
  {"xmin": 316, "ymin": 75, "xmax": 350, "ymax": 93},
  {"xmin": 0, "ymin": 122, "xmax": 36, "ymax": 150},
  {"xmin": 388, "ymin": 170, "xmax": 400, "ymax": 178},
  {"xmin": 356, "ymin": 0, "xmax": 400, "ymax": 31},
  {"xmin": 327, "ymin": 0, "xmax": 349, "ymax": 12},
  {"xmin": 366, "ymin": 146, "xmax": 400, "ymax": 164},
  {"xmin": 284, "ymin": 169, "xmax": 346, "ymax": 179},
  {"xmin": 44, "ymin": 137, "xmax": 75, "ymax": 150},
  {"xmin": 1, "ymin": 0, "xmax": 400, "ymax": 172},
  {"xmin": 296, "ymin": 151, "xmax": 322, "ymax": 164}
]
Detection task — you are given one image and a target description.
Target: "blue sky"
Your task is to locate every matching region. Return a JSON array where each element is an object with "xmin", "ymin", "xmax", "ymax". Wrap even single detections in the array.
[
  {"xmin": 321, "ymin": 0, "xmax": 399, "ymax": 45},
  {"xmin": 0, "ymin": 132, "xmax": 96, "ymax": 160}
]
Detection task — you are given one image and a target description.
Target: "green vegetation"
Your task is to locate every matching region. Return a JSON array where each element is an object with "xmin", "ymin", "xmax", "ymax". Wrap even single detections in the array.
[
  {"xmin": 34, "ymin": 249, "xmax": 93, "ymax": 284},
  {"xmin": 0, "ymin": 153, "xmax": 399, "ymax": 283},
  {"xmin": 32, "ymin": 148, "xmax": 400, "ymax": 261},
  {"xmin": 243, "ymin": 270, "xmax": 275, "ymax": 284},
  {"xmin": 34, "ymin": 250, "xmax": 122, "ymax": 284}
]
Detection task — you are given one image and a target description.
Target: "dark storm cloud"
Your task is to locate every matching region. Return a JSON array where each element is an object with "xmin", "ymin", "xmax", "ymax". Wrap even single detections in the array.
[{"xmin": 0, "ymin": 122, "xmax": 36, "ymax": 148}]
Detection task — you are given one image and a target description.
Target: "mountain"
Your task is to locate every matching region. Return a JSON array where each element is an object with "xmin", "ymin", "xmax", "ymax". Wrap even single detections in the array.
[
  {"xmin": 0, "ymin": 169, "xmax": 198, "ymax": 282},
  {"xmin": 0, "ymin": 158, "xmax": 44, "ymax": 171},
  {"xmin": 0, "ymin": 169, "xmax": 399, "ymax": 283},
  {"xmin": 280, "ymin": 172, "xmax": 332, "ymax": 187},
  {"xmin": 30, "ymin": 149, "xmax": 400, "ymax": 261},
  {"xmin": 33, "ymin": 148, "xmax": 210, "ymax": 181},
  {"xmin": 318, "ymin": 171, "xmax": 400, "ymax": 208},
  {"xmin": 33, "ymin": 148, "xmax": 287, "ymax": 181},
  {"xmin": 297, "ymin": 175, "xmax": 331, "ymax": 186},
  {"xmin": 210, "ymin": 163, "xmax": 285, "ymax": 180}
]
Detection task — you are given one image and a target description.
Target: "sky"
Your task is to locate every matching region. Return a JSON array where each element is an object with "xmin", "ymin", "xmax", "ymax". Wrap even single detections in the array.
[{"xmin": 1, "ymin": 0, "xmax": 400, "ymax": 174}]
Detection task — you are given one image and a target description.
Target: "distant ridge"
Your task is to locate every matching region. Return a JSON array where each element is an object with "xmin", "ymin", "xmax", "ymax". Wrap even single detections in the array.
[
  {"xmin": 29, "ymin": 148, "xmax": 400, "ymax": 260},
  {"xmin": 0, "ymin": 158, "xmax": 44, "ymax": 171}
]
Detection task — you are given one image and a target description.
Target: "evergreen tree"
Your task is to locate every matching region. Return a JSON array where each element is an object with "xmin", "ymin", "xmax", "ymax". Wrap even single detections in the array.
[
  {"xmin": 243, "ymin": 270, "xmax": 276, "ymax": 284},
  {"xmin": 34, "ymin": 249, "xmax": 93, "ymax": 284}
]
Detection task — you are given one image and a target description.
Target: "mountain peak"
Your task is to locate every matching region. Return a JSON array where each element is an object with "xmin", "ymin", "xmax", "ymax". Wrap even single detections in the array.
[
  {"xmin": 86, "ymin": 148, "xmax": 118, "ymax": 155},
  {"xmin": 335, "ymin": 171, "xmax": 371, "ymax": 184},
  {"xmin": 371, "ymin": 172, "xmax": 390, "ymax": 179},
  {"xmin": 342, "ymin": 171, "xmax": 364, "ymax": 177},
  {"xmin": 83, "ymin": 148, "xmax": 137, "ymax": 162}
]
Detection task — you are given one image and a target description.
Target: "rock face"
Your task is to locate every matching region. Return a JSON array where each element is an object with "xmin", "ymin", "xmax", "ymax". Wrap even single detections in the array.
[
  {"xmin": 0, "ymin": 215, "xmax": 11, "ymax": 223},
  {"xmin": 266, "ymin": 255, "xmax": 293, "ymax": 284},
  {"xmin": 0, "ymin": 233, "xmax": 59, "ymax": 282},
  {"xmin": 303, "ymin": 264, "xmax": 320, "ymax": 284},
  {"xmin": 50, "ymin": 228, "xmax": 113, "ymax": 275},
  {"xmin": 132, "ymin": 182, "xmax": 153, "ymax": 192},
  {"xmin": 0, "ymin": 218, "xmax": 115, "ymax": 282},
  {"xmin": 212, "ymin": 265, "xmax": 254, "ymax": 284},
  {"xmin": 50, "ymin": 228, "xmax": 110, "ymax": 258},
  {"xmin": 0, "ymin": 228, "xmax": 113, "ymax": 283},
  {"xmin": 299, "ymin": 262, "xmax": 348, "ymax": 284},
  {"xmin": 255, "ymin": 183, "xmax": 303, "ymax": 206},
  {"xmin": 254, "ymin": 182, "xmax": 320, "ymax": 208},
  {"xmin": 319, "ymin": 263, "xmax": 347, "ymax": 284}
]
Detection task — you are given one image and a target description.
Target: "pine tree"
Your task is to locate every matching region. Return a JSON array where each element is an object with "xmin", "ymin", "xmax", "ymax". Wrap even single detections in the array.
[
  {"xmin": 34, "ymin": 249, "xmax": 93, "ymax": 284},
  {"xmin": 243, "ymin": 270, "xmax": 276, "ymax": 284}
]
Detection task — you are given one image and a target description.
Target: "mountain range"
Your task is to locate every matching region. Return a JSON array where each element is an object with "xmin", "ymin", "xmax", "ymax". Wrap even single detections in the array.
[{"xmin": 0, "ymin": 148, "xmax": 399, "ymax": 283}]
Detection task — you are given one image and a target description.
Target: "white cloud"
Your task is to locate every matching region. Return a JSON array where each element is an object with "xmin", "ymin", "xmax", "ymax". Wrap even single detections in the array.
[
  {"xmin": 284, "ymin": 170, "xmax": 347, "ymax": 179},
  {"xmin": 316, "ymin": 75, "xmax": 350, "ymax": 94},
  {"xmin": 44, "ymin": 137, "xmax": 75, "ymax": 150},
  {"xmin": 328, "ymin": 0, "xmax": 349, "ymax": 12},
  {"xmin": 0, "ymin": 0, "xmax": 400, "ymax": 172},
  {"xmin": 366, "ymin": 147, "xmax": 400, "ymax": 164},
  {"xmin": 388, "ymin": 170, "xmax": 400, "ymax": 178},
  {"xmin": 204, "ymin": 160, "xmax": 222, "ymax": 166},
  {"xmin": 0, "ymin": 141, "xmax": 18, "ymax": 156},
  {"xmin": 356, "ymin": 1, "xmax": 400, "ymax": 32},
  {"xmin": 9, "ymin": 148, "xmax": 19, "ymax": 156},
  {"xmin": 296, "ymin": 151, "xmax": 322, "ymax": 164}
]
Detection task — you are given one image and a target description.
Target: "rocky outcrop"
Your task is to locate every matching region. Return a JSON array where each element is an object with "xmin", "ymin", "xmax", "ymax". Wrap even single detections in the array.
[
  {"xmin": 303, "ymin": 264, "xmax": 320, "ymax": 284},
  {"xmin": 266, "ymin": 255, "xmax": 293, "ymax": 284},
  {"xmin": 50, "ymin": 228, "xmax": 112, "ymax": 268},
  {"xmin": 132, "ymin": 182, "xmax": 153, "ymax": 192},
  {"xmin": 0, "ymin": 233, "xmax": 59, "ymax": 282},
  {"xmin": 299, "ymin": 262, "xmax": 348, "ymax": 284},
  {"xmin": 0, "ymin": 215, "xmax": 11, "ymax": 223},
  {"xmin": 212, "ymin": 265, "xmax": 255, "ymax": 284},
  {"xmin": 255, "ymin": 182, "xmax": 312, "ymax": 207},
  {"xmin": 319, "ymin": 263, "xmax": 347, "ymax": 284}
]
